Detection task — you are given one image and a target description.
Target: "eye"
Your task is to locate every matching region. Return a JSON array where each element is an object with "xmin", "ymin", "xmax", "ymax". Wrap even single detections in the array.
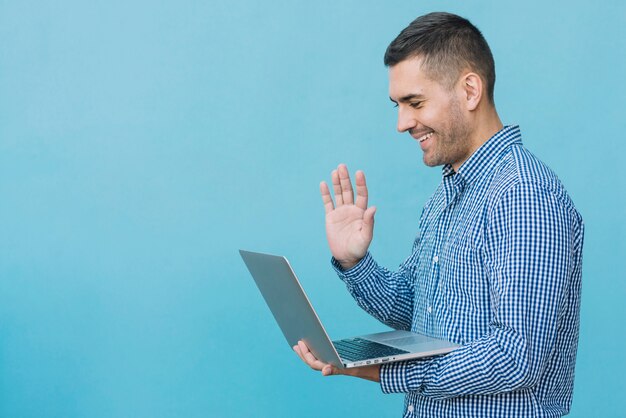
[{"xmin": 409, "ymin": 101, "xmax": 423, "ymax": 109}]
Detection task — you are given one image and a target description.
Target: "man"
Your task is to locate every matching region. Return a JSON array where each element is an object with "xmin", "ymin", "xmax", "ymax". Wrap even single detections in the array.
[{"xmin": 293, "ymin": 12, "xmax": 584, "ymax": 418}]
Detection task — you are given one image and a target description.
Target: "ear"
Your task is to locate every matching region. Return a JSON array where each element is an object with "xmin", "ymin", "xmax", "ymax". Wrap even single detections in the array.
[{"xmin": 460, "ymin": 72, "xmax": 483, "ymax": 111}]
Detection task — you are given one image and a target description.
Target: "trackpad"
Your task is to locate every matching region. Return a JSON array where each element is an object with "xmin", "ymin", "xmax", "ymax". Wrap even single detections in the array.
[
  {"xmin": 361, "ymin": 330, "xmax": 435, "ymax": 347},
  {"xmin": 386, "ymin": 335, "xmax": 433, "ymax": 347}
]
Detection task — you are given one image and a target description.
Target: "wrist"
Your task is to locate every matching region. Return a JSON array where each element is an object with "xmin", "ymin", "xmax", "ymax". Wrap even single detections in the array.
[
  {"xmin": 337, "ymin": 255, "xmax": 365, "ymax": 270},
  {"xmin": 358, "ymin": 364, "xmax": 381, "ymax": 382},
  {"xmin": 339, "ymin": 260, "xmax": 359, "ymax": 270}
]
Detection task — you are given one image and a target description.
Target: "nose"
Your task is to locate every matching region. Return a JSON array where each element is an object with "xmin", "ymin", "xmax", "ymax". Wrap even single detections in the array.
[{"xmin": 396, "ymin": 106, "xmax": 417, "ymax": 133}]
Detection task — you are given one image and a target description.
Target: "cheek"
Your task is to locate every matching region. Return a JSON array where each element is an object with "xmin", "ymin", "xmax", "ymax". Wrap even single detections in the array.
[{"xmin": 420, "ymin": 106, "xmax": 443, "ymax": 129}]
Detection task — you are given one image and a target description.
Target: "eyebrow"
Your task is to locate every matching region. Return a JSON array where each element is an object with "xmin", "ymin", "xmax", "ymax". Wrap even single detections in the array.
[{"xmin": 389, "ymin": 93, "xmax": 426, "ymax": 104}]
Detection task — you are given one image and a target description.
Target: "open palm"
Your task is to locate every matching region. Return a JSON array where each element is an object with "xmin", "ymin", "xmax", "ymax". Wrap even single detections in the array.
[{"xmin": 321, "ymin": 164, "xmax": 376, "ymax": 270}]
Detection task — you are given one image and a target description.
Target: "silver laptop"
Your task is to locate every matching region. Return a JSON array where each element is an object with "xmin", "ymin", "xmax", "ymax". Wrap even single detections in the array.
[{"xmin": 239, "ymin": 250, "xmax": 459, "ymax": 368}]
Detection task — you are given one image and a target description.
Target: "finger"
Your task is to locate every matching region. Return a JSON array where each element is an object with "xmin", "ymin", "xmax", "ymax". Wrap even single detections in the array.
[
  {"xmin": 331, "ymin": 169, "xmax": 344, "ymax": 206},
  {"xmin": 354, "ymin": 170, "xmax": 368, "ymax": 210},
  {"xmin": 304, "ymin": 352, "xmax": 327, "ymax": 371},
  {"xmin": 322, "ymin": 364, "xmax": 347, "ymax": 376},
  {"xmin": 363, "ymin": 206, "xmax": 376, "ymax": 227},
  {"xmin": 362, "ymin": 206, "xmax": 376, "ymax": 241},
  {"xmin": 320, "ymin": 181, "xmax": 335, "ymax": 214},
  {"xmin": 298, "ymin": 340, "xmax": 327, "ymax": 371},
  {"xmin": 293, "ymin": 345, "xmax": 306, "ymax": 364},
  {"xmin": 322, "ymin": 364, "xmax": 337, "ymax": 376},
  {"xmin": 338, "ymin": 164, "xmax": 354, "ymax": 205},
  {"xmin": 297, "ymin": 340, "xmax": 318, "ymax": 366}
]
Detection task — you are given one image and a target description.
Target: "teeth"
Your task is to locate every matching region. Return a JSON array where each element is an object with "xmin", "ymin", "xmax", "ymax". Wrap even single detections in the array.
[{"xmin": 418, "ymin": 132, "xmax": 434, "ymax": 142}]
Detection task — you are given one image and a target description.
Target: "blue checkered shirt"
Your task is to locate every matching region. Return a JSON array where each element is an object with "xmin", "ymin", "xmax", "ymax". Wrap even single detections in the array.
[{"xmin": 333, "ymin": 126, "xmax": 584, "ymax": 417}]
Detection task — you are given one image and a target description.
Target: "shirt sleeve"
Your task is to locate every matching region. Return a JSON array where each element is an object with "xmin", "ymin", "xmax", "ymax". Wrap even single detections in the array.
[
  {"xmin": 380, "ymin": 181, "xmax": 579, "ymax": 398},
  {"xmin": 331, "ymin": 240, "xmax": 421, "ymax": 331}
]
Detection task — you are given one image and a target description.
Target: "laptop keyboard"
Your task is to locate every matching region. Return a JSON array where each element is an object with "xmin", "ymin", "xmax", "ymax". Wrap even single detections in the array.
[{"xmin": 333, "ymin": 337, "xmax": 409, "ymax": 362}]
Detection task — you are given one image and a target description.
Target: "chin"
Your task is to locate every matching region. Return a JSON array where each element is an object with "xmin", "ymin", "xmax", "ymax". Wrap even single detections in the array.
[{"xmin": 422, "ymin": 153, "xmax": 442, "ymax": 167}]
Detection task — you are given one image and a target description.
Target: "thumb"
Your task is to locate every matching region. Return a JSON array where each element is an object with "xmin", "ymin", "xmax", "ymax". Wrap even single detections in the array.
[
  {"xmin": 322, "ymin": 365, "xmax": 335, "ymax": 376},
  {"xmin": 362, "ymin": 206, "xmax": 376, "ymax": 240},
  {"xmin": 322, "ymin": 364, "xmax": 344, "ymax": 376},
  {"xmin": 363, "ymin": 206, "xmax": 376, "ymax": 229}
]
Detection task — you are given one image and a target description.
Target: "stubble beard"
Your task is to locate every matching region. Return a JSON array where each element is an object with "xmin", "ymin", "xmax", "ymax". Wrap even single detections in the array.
[{"xmin": 423, "ymin": 98, "xmax": 472, "ymax": 169}]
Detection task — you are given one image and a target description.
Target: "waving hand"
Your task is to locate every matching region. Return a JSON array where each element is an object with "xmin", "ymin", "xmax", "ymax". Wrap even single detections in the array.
[{"xmin": 320, "ymin": 164, "xmax": 376, "ymax": 270}]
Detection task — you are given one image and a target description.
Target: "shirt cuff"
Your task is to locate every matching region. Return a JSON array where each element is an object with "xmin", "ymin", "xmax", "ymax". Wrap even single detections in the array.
[
  {"xmin": 331, "ymin": 252, "xmax": 378, "ymax": 285},
  {"xmin": 380, "ymin": 360, "xmax": 428, "ymax": 394}
]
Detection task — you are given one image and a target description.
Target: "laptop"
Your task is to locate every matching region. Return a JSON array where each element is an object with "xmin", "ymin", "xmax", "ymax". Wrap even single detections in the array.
[{"xmin": 239, "ymin": 250, "xmax": 460, "ymax": 369}]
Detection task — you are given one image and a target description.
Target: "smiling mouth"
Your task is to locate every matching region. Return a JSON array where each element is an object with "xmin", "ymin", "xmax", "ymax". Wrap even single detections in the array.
[{"xmin": 414, "ymin": 131, "xmax": 434, "ymax": 143}]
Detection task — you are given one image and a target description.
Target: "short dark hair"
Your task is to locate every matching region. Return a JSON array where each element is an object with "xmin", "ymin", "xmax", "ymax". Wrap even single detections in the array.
[{"xmin": 384, "ymin": 12, "xmax": 496, "ymax": 103}]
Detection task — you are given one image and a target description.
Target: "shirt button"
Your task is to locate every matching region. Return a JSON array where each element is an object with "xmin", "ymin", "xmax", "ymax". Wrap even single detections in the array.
[
  {"xmin": 408, "ymin": 404, "xmax": 414, "ymax": 413},
  {"xmin": 427, "ymin": 306, "xmax": 432, "ymax": 314},
  {"xmin": 433, "ymin": 255, "xmax": 439, "ymax": 263}
]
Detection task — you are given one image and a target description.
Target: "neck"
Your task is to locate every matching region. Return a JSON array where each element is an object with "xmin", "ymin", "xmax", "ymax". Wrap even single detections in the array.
[{"xmin": 451, "ymin": 105, "xmax": 503, "ymax": 172}]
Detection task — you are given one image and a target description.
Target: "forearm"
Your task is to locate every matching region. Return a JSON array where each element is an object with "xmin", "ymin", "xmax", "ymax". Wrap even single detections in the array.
[
  {"xmin": 333, "ymin": 252, "xmax": 415, "ymax": 330},
  {"xmin": 380, "ymin": 326, "xmax": 547, "ymax": 398}
]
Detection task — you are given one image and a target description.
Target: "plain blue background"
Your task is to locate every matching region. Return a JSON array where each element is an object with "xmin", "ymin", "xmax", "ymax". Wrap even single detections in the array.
[{"xmin": 1, "ymin": 1, "xmax": 624, "ymax": 417}]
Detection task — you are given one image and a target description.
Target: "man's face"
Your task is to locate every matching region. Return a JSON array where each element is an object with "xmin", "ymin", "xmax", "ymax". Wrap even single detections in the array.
[{"xmin": 389, "ymin": 56, "xmax": 472, "ymax": 170}]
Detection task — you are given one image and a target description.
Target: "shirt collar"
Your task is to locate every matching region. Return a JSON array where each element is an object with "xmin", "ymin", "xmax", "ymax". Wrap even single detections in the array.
[{"xmin": 442, "ymin": 125, "xmax": 522, "ymax": 185}]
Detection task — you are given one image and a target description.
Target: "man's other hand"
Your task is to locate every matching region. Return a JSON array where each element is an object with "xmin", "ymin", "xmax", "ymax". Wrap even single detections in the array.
[
  {"xmin": 321, "ymin": 164, "xmax": 376, "ymax": 270},
  {"xmin": 293, "ymin": 340, "xmax": 381, "ymax": 382}
]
